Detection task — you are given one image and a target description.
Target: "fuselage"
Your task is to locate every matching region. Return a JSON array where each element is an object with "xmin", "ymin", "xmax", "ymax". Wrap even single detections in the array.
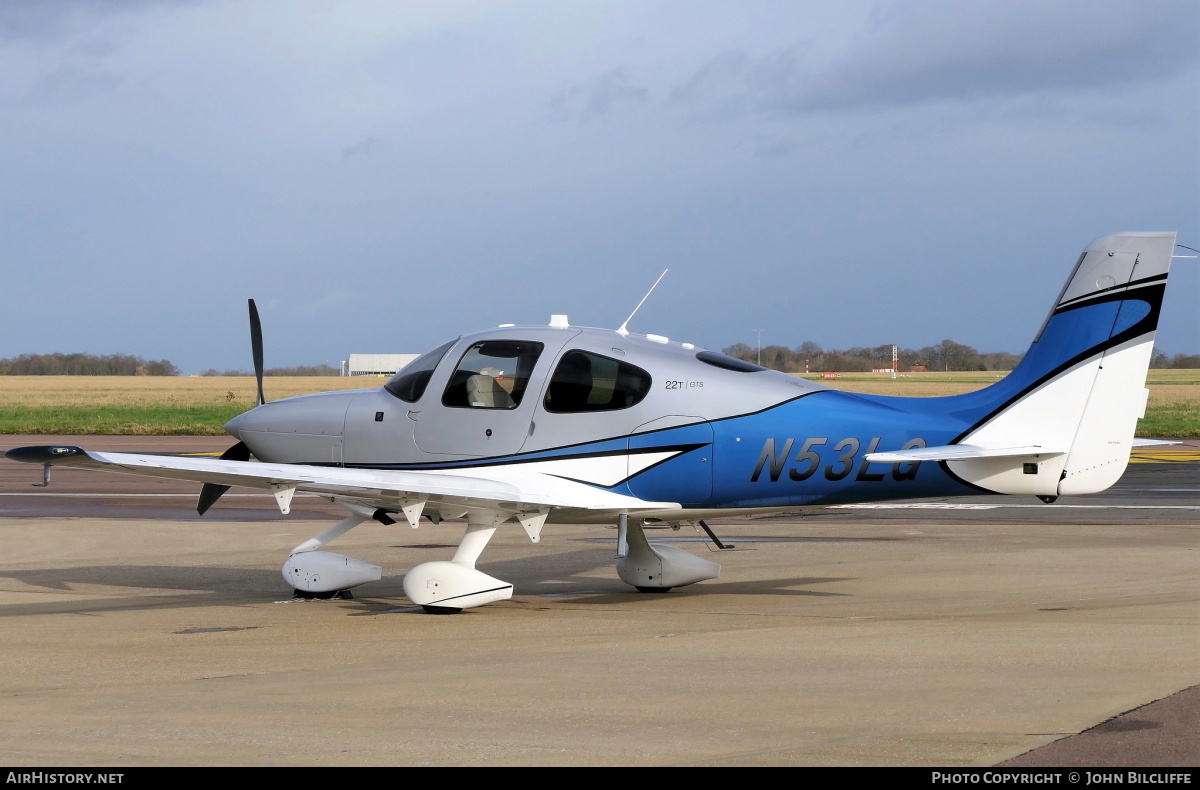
[
  {"xmin": 225, "ymin": 322, "xmax": 979, "ymax": 512},
  {"xmin": 6, "ymin": 232, "xmax": 1166, "ymax": 609},
  {"xmin": 4, "ymin": 233, "xmax": 1168, "ymax": 529}
]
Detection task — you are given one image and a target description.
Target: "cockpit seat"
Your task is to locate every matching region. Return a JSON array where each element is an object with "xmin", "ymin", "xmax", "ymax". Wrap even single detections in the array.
[{"xmin": 467, "ymin": 374, "xmax": 514, "ymax": 408}]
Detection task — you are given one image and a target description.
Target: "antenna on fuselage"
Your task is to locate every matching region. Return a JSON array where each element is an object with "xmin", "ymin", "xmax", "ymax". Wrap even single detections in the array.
[{"xmin": 616, "ymin": 269, "xmax": 668, "ymax": 336}]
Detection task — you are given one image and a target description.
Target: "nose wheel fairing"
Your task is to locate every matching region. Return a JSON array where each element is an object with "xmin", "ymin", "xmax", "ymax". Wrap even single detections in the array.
[{"xmin": 283, "ymin": 551, "xmax": 382, "ymax": 594}]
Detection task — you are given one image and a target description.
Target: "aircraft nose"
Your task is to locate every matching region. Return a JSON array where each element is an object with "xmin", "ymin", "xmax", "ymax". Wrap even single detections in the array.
[
  {"xmin": 220, "ymin": 391, "xmax": 358, "ymax": 464},
  {"xmin": 224, "ymin": 411, "xmax": 246, "ymax": 440}
]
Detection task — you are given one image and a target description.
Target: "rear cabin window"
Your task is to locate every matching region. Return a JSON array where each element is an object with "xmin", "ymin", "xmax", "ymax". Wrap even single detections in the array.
[
  {"xmin": 384, "ymin": 339, "xmax": 456, "ymax": 403},
  {"xmin": 544, "ymin": 350, "xmax": 651, "ymax": 413},
  {"xmin": 441, "ymin": 340, "xmax": 544, "ymax": 410},
  {"xmin": 695, "ymin": 350, "xmax": 767, "ymax": 372}
]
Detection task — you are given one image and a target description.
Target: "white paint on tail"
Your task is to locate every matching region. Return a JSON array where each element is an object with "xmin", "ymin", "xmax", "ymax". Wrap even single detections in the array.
[{"xmin": 947, "ymin": 231, "xmax": 1175, "ymax": 497}]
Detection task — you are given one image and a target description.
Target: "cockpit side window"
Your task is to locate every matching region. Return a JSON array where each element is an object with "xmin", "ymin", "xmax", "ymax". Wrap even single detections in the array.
[
  {"xmin": 384, "ymin": 339, "xmax": 457, "ymax": 403},
  {"xmin": 441, "ymin": 341, "xmax": 544, "ymax": 410},
  {"xmin": 544, "ymin": 350, "xmax": 651, "ymax": 413}
]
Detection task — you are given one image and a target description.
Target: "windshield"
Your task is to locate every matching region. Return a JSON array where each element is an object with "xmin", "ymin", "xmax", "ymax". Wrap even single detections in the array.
[{"xmin": 383, "ymin": 339, "xmax": 457, "ymax": 402}]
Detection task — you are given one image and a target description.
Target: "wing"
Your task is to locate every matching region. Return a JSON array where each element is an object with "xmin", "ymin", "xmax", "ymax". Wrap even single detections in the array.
[{"xmin": 4, "ymin": 445, "xmax": 680, "ymax": 532}]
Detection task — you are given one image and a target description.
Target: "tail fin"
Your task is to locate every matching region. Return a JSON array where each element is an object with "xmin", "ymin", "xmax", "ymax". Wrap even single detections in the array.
[{"xmin": 942, "ymin": 231, "xmax": 1175, "ymax": 496}]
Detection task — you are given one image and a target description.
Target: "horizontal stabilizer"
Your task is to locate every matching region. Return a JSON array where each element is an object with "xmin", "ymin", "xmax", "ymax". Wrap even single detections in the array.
[{"xmin": 864, "ymin": 444, "xmax": 1067, "ymax": 463}]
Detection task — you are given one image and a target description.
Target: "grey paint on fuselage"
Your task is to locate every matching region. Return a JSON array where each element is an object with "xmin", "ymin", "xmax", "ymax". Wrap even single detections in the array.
[
  {"xmin": 230, "ymin": 324, "xmax": 827, "ymax": 467},
  {"xmin": 231, "ymin": 389, "xmax": 352, "ymax": 466},
  {"xmin": 411, "ymin": 327, "xmax": 581, "ymax": 458}
]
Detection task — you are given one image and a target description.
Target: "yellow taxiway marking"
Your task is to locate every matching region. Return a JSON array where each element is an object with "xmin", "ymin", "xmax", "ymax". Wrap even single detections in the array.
[{"xmin": 1129, "ymin": 448, "xmax": 1200, "ymax": 464}]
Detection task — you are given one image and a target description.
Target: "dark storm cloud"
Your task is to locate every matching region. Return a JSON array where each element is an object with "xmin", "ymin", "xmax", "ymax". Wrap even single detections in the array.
[
  {"xmin": 0, "ymin": 1, "xmax": 1193, "ymax": 371},
  {"xmin": 341, "ymin": 137, "xmax": 387, "ymax": 164},
  {"xmin": 669, "ymin": 0, "xmax": 1200, "ymax": 119},
  {"xmin": 0, "ymin": 0, "xmax": 206, "ymax": 43},
  {"xmin": 23, "ymin": 62, "xmax": 124, "ymax": 103},
  {"xmin": 549, "ymin": 68, "xmax": 649, "ymax": 122},
  {"xmin": 668, "ymin": 50, "xmax": 751, "ymax": 121},
  {"xmin": 1, "ymin": 0, "xmax": 208, "ymax": 106}
]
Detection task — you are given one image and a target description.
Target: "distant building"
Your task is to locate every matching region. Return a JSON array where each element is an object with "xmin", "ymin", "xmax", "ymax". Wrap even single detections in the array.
[{"xmin": 346, "ymin": 354, "xmax": 419, "ymax": 377}]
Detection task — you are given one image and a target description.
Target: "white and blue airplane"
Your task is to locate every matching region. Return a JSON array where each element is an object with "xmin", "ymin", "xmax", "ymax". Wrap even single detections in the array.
[{"xmin": 5, "ymin": 231, "xmax": 1178, "ymax": 613}]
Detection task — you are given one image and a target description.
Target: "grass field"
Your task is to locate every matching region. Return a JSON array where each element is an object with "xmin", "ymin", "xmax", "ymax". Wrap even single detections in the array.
[
  {"xmin": 0, "ymin": 370, "xmax": 1196, "ymax": 436},
  {"xmin": 797, "ymin": 370, "xmax": 1199, "ymax": 437},
  {"xmin": 0, "ymin": 376, "xmax": 381, "ymax": 435}
]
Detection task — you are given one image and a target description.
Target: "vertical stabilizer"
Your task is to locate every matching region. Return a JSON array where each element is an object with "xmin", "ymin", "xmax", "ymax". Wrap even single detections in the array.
[
  {"xmin": 946, "ymin": 232, "xmax": 1175, "ymax": 496},
  {"xmin": 1055, "ymin": 232, "xmax": 1174, "ymax": 494}
]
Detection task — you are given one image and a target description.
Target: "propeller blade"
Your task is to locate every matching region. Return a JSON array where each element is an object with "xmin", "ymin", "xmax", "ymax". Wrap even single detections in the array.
[
  {"xmin": 249, "ymin": 298, "xmax": 265, "ymax": 406},
  {"xmin": 196, "ymin": 441, "xmax": 252, "ymax": 516},
  {"xmin": 199, "ymin": 301, "xmax": 265, "ymax": 515}
]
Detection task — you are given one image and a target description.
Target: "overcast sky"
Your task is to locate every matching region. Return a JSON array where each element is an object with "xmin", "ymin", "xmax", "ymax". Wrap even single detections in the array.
[{"xmin": 1, "ymin": 0, "xmax": 1196, "ymax": 374}]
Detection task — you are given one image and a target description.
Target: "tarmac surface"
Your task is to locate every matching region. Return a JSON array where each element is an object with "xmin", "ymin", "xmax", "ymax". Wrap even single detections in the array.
[{"xmin": 0, "ymin": 435, "xmax": 1195, "ymax": 767}]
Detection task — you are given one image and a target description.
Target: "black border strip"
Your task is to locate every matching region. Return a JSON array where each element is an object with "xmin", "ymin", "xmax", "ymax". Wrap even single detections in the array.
[
  {"xmin": 330, "ymin": 391, "xmax": 825, "ymax": 473},
  {"xmin": 939, "ymin": 286, "xmax": 1164, "ymax": 494},
  {"xmin": 343, "ymin": 442, "xmax": 709, "ymax": 473},
  {"xmin": 1055, "ymin": 272, "xmax": 1167, "ymax": 309},
  {"xmin": 436, "ymin": 584, "xmax": 514, "ymax": 604},
  {"xmin": 543, "ymin": 442, "xmax": 710, "ymax": 489},
  {"xmin": 950, "ymin": 285, "xmax": 1163, "ymax": 446}
]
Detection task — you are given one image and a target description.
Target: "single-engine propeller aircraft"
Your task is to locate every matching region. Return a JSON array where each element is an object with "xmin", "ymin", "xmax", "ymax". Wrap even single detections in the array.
[{"xmin": 6, "ymin": 232, "xmax": 1179, "ymax": 613}]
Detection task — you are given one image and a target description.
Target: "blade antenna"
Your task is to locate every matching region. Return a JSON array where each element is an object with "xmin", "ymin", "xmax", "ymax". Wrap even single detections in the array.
[
  {"xmin": 617, "ymin": 269, "xmax": 668, "ymax": 336},
  {"xmin": 249, "ymin": 299, "xmax": 266, "ymax": 406}
]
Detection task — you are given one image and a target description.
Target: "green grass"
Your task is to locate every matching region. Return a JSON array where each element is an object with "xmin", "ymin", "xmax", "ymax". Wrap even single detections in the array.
[
  {"xmin": 1, "ymin": 371, "xmax": 1195, "ymax": 437},
  {"xmin": 0, "ymin": 405, "xmax": 248, "ymax": 435},
  {"xmin": 1, "ymin": 401, "xmax": 1194, "ymax": 437},
  {"xmin": 1136, "ymin": 401, "xmax": 1200, "ymax": 439}
]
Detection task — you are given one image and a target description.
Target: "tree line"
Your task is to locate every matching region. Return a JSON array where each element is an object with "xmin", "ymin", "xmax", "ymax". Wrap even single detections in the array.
[
  {"xmin": 2, "ymin": 347, "xmax": 1195, "ymax": 377},
  {"xmin": 723, "ymin": 340, "xmax": 1200, "ymax": 372},
  {"xmin": 1150, "ymin": 351, "xmax": 1200, "ymax": 369},
  {"xmin": 0, "ymin": 353, "xmax": 179, "ymax": 376},
  {"xmin": 198, "ymin": 365, "xmax": 341, "ymax": 376},
  {"xmin": 722, "ymin": 339, "xmax": 1020, "ymax": 373}
]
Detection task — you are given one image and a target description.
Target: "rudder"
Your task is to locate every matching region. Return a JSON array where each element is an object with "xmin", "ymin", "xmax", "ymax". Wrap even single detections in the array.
[{"xmin": 946, "ymin": 231, "xmax": 1175, "ymax": 496}]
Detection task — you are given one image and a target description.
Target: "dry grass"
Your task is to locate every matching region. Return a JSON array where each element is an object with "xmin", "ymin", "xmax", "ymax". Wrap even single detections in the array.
[
  {"xmin": 796, "ymin": 370, "xmax": 1199, "ymax": 436},
  {"xmin": 0, "ymin": 371, "xmax": 1194, "ymax": 435},
  {"xmin": 0, "ymin": 376, "xmax": 382, "ymax": 409},
  {"xmin": 797, "ymin": 371, "xmax": 1006, "ymax": 398},
  {"xmin": 797, "ymin": 369, "xmax": 1199, "ymax": 409},
  {"xmin": 0, "ymin": 376, "xmax": 384, "ymax": 435}
]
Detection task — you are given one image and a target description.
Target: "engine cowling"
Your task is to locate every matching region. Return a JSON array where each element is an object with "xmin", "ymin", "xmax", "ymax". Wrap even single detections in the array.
[{"xmin": 282, "ymin": 551, "xmax": 382, "ymax": 593}]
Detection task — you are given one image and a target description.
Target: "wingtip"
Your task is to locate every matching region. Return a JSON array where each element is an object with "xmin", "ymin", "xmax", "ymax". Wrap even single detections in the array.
[{"xmin": 4, "ymin": 445, "xmax": 85, "ymax": 464}]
